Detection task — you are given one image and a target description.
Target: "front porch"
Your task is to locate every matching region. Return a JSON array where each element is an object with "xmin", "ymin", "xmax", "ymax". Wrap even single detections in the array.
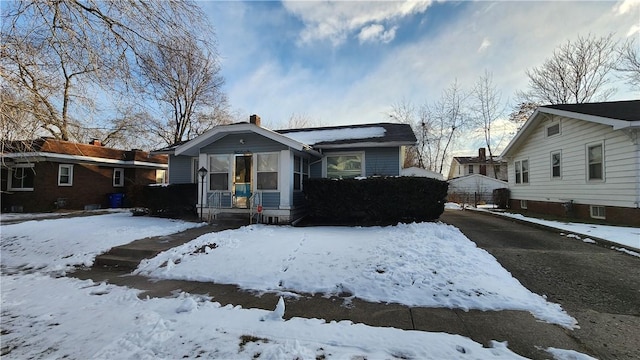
[{"xmin": 197, "ymin": 190, "xmax": 304, "ymax": 225}]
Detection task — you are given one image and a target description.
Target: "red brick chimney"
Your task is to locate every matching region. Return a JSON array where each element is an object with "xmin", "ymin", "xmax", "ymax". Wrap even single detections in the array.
[
  {"xmin": 250, "ymin": 114, "xmax": 261, "ymax": 127},
  {"xmin": 89, "ymin": 139, "xmax": 102, "ymax": 146},
  {"xmin": 479, "ymin": 148, "xmax": 487, "ymax": 175}
]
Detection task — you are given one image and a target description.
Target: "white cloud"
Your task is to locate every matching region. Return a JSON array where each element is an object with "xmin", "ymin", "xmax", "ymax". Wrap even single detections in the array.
[
  {"xmin": 282, "ymin": 0, "xmax": 432, "ymax": 46},
  {"xmin": 358, "ymin": 24, "xmax": 398, "ymax": 44},
  {"xmin": 478, "ymin": 37, "xmax": 491, "ymax": 53},
  {"xmin": 614, "ymin": 0, "xmax": 640, "ymax": 15}
]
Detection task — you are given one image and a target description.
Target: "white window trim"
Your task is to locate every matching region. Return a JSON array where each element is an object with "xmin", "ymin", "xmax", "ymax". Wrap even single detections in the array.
[
  {"xmin": 208, "ymin": 154, "xmax": 231, "ymax": 191},
  {"xmin": 8, "ymin": 164, "xmax": 35, "ymax": 191},
  {"xmin": 58, "ymin": 164, "xmax": 74, "ymax": 186},
  {"xmin": 113, "ymin": 168, "xmax": 125, "ymax": 187},
  {"xmin": 520, "ymin": 200, "xmax": 528, "ymax": 209},
  {"xmin": 256, "ymin": 152, "xmax": 280, "ymax": 191},
  {"xmin": 586, "ymin": 142, "xmax": 605, "ymax": 182},
  {"xmin": 590, "ymin": 205, "xmax": 606, "ymax": 220},
  {"xmin": 514, "ymin": 158, "xmax": 529, "ymax": 185},
  {"xmin": 546, "ymin": 122, "xmax": 561, "ymax": 137},
  {"xmin": 550, "ymin": 150, "xmax": 562, "ymax": 179},
  {"xmin": 322, "ymin": 151, "xmax": 366, "ymax": 179}
]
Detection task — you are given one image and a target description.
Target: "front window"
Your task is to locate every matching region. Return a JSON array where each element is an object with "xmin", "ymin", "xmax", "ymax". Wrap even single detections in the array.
[
  {"xmin": 326, "ymin": 154, "xmax": 363, "ymax": 179},
  {"xmin": 587, "ymin": 144, "xmax": 604, "ymax": 181},
  {"xmin": 155, "ymin": 170, "xmax": 166, "ymax": 184},
  {"xmin": 515, "ymin": 159, "xmax": 529, "ymax": 184},
  {"xmin": 58, "ymin": 164, "xmax": 74, "ymax": 186},
  {"xmin": 468, "ymin": 164, "xmax": 474, "ymax": 174},
  {"xmin": 257, "ymin": 153, "xmax": 278, "ymax": 190},
  {"xmin": 113, "ymin": 168, "xmax": 124, "ymax": 187},
  {"xmin": 209, "ymin": 155, "xmax": 229, "ymax": 190},
  {"xmin": 551, "ymin": 151, "xmax": 561, "ymax": 178},
  {"xmin": 293, "ymin": 156, "xmax": 309, "ymax": 191},
  {"xmin": 9, "ymin": 165, "xmax": 35, "ymax": 190}
]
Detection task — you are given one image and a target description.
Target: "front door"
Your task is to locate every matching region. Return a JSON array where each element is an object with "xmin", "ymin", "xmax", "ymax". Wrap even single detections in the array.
[{"xmin": 234, "ymin": 154, "xmax": 252, "ymax": 208}]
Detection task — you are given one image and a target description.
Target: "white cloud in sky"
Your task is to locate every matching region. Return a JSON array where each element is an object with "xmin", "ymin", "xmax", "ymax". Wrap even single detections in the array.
[
  {"xmin": 207, "ymin": 0, "xmax": 639, "ymax": 164},
  {"xmin": 614, "ymin": 0, "xmax": 640, "ymax": 15},
  {"xmin": 478, "ymin": 37, "xmax": 491, "ymax": 53},
  {"xmin": 358, "ymin": 24, "xmax": 398, "ymax": 44},
  {"xmin": 282, "ymin": 0, "xmax": 432, "ymax": 46}
]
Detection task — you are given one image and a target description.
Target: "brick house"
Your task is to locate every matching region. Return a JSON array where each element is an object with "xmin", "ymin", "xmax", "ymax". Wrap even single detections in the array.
[{"xmin": 1, "ymin": 138, "xmax": 167, "ymax": 212}]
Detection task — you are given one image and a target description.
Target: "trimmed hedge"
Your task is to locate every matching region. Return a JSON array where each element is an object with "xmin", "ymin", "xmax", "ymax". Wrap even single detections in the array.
[
  {"xmin": 303, "ymin": 177, "xmax": 448, "ymax": 225},
  {"xmin": 141, "ymin": 184, "xmax": 197, "ymax": 217}
]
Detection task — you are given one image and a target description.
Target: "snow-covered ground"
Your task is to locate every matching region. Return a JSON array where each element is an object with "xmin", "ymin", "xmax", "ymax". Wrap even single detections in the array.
[
  {"xmin": 1, "ymin": 212, "xmax": 588, "ymax": 359},
  {"xmin": 135, "ymin": 223, "xmax": 576, "ymax": 328},
  {"xmin": 1, "ymin": 212, "xmax": 204, "ymax": 274}
]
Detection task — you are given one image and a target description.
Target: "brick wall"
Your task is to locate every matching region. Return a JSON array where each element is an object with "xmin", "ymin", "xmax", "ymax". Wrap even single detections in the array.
[
  {"xmin": 509, "ymin": 199, "xmax": 640, "ymax": 227},
  {"xmin": 2, "ymin": 161, "xmax": 160, "ymax": 212}
]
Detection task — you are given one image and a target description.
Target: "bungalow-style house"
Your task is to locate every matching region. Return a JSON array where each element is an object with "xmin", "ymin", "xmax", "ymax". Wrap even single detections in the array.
[
  {"xmin": 500, "ymin": 100, "xmax": 640, "ymax": 226},
  {"xmin": 447, "ymin": 148, "xmax": 507, "ymax": 181},
  {"xmin": 1, "ymin": 138, "xmax": 168, "ymax": 212},
  {"xmin": 157, "ymin": 115, "xmax": 416, "ymax": 224}
]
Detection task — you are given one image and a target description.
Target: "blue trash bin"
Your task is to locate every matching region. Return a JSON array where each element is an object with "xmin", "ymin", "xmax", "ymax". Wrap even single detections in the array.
[{"xmin": 109, "ymin": 193, "xmax": 125, "ymax": 208}]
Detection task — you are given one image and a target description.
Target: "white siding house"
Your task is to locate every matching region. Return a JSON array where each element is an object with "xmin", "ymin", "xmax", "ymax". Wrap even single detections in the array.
[{"xmin": 500, "ymin": 100, "xmax": 640, "ymax": 226}]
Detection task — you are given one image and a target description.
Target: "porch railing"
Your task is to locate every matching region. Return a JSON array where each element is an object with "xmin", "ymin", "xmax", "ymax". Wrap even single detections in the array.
[
  {"xmin": 249, "ymin": 191, "xmax": 262, "ymax": 224},
  {"xmin": 207, "ymin": 191, "xmax": 232, "ymax": 221}
]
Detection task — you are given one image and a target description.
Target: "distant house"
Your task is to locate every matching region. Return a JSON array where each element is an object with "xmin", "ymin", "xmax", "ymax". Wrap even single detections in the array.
[
  {"xmin": 448, "ymin": 148, "xmax": 507, "ymax": 181},
  {"xmin": 448, "ymin": 174, "xmax": 508, "ymax": 205},
  {"xmin": 1, "ymin": 138, "xmax": 168, "ymax": 212},
  {"xmin": 500, "ymin": 100, "xmax": 640, "ymax": 226},
  {"xmin": 155, "ymin": 115, "xmax": 417, "ymax": 224}
]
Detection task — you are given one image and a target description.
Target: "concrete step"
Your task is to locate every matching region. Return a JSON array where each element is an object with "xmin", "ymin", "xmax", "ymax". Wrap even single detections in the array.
[
  {"xmin": 94, "ymin": 254, "xmax": 142, "ymax": 270},
  {"xmin": 107, "ymin": 246, "xmax": 157, "ymax": 259}
]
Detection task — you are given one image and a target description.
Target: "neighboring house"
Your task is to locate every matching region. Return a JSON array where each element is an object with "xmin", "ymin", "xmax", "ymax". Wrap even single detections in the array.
[
  {"xmin": 401, "ymin": 166, "xmax": 444, "ymax": 180},
  {"xmin": 1, "ymin": 138, "xmax": 168, "ymax": 212},
  {"xmin": 156, "ymin": 115, "xmax": 416, "ymax": 224},
  {"xmin": 448, "ymin": 148, "xmax": 507, "ymax": 181},
  {"xmin": 500, "ymin": 100, "xmax": 640, "ymax": 226},
  {"xmin": 448, "ymin": 174, "xmax": 508, "ymax": 204}
]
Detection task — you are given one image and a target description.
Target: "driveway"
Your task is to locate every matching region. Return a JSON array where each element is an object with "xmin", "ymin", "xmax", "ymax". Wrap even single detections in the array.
[{"xmin": 440, "ymin": 209, "xmax": 640, "ymax": 360}]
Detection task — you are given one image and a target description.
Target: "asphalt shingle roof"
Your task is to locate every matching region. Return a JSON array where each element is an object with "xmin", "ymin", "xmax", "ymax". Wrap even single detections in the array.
[{"xmin": 543, "ymin": 100, "xmax": 640, "ymax": 121}]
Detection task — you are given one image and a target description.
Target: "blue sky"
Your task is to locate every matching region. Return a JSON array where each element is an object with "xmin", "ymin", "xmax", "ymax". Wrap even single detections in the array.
[{"xmin": 201, "ymin": 0, "xmax": 639, "ymax": 155}]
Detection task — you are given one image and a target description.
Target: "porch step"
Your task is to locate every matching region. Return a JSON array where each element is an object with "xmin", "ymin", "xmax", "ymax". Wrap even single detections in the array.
[{"xmin": 213, "ymin": 212, "xmax": 253, "ymax": 225}]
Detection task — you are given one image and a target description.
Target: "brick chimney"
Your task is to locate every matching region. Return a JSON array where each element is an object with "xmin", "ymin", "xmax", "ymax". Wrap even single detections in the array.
[
  {"xmin": 89, "ymin": 139, "xmax": 102, "ymax": 146},
  {"xmin": 250, "ymin": 114, "xmax": 261, "ymax": 127},
  {"xmin": 479, "ymin": 148, "xmax": 487, "ymax": 175}
]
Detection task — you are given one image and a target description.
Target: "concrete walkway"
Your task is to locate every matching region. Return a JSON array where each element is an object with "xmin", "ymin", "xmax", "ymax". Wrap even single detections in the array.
[{"xmin": 68, "ymin": 216, "xmax": 600, "ymax": 360}]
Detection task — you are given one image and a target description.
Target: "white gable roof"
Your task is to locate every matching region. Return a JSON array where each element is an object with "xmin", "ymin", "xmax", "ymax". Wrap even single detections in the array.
[{"xmin": 175, "ymin": 123, "xmax": 321, "ymax": 157}]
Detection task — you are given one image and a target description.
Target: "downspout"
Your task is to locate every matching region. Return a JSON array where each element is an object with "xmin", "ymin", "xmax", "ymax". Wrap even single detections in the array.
[{"xmin": 635, "ymin": 131, "xmax": 640, "ymax": 208}]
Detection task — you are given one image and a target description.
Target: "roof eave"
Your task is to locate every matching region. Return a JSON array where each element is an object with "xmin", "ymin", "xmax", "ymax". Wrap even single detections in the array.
[{"xmin": 314, "ymin": 141, "xmax": 415, "ymax": 149}]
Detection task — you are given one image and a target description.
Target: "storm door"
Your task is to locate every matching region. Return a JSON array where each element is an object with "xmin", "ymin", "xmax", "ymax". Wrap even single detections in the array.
[{"xmin": 234, "ymin": 154, "xmax": 252, "ymax": 208}]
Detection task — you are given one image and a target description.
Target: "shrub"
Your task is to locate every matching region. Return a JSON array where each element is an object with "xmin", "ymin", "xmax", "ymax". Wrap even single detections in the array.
[
  {"xmin": 303, "ymin": 177, "xmax": 448, "ymax": 225},
  {"xmin": 141, "ymin": 184, "xmax": 197, "ymax": 217}
]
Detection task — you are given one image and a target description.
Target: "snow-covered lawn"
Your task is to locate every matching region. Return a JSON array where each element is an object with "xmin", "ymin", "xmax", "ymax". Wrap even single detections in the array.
[
  {"xmin": 135, "ymin": 223, "xmax": 575, "ymax": 328},
  {"xmin": 0, "ymin": 212, "xmax": 204, "ymax": 274},
  {"xmin": 0, "ymin": 212, "xmax": 585, "ymax": 359}
]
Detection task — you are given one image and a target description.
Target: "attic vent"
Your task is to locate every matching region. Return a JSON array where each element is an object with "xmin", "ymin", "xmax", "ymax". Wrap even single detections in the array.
[{"xmin": 546, "ymin": 123, "xmax": 560, "ymax": 137}]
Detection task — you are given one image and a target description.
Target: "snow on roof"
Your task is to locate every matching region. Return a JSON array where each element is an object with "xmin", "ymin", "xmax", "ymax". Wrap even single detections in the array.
[{"xmin": 283, "ymin": 126, "xmax": 386, "ymax": 145}]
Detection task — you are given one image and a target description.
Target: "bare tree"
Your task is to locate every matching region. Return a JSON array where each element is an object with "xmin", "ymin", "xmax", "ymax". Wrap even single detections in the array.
[
  {"xmin": 519, "ymin": 33, "xmax": 620, "ymax": 105},
  {"xmin": 426, "ymin": 80, "xmax": 469, "ymax": 174},
  {"xmin": 1, "ymin": 0, "xmax": 214, "ymax": 146},
  {"xmin": 616, "ymin": 38, "xmax": 640, "ymax": 90},
  {"xmin": 388, "ymin": 100, "xmax": 421, "ymax": 168},
  {"xmin": 388, "ymin": 81, "xmax": 469, "ymax": 174},
  {"xmin": 508, "ymin": 101, "xmax": 539, "ymax": 127},
  {"xmin": 471, "ymin": 71, "xmax": 506, "ymax": 178},
  {"xmin": 138, "ymin": 35, "xmax": 227, "ymax": 145}
]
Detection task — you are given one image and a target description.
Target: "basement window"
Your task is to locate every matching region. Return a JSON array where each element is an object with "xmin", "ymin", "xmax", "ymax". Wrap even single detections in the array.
[
  {"xmin": 590, "ymin": 205, "xmax": 606, "ymax": 220},
  {"xmin": 520, "ymin": 200, "xmax": 528, "ymax": 209}
]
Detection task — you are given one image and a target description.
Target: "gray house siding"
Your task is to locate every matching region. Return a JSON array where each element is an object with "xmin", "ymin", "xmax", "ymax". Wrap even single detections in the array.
[
  {"xmin": 261, "ymin": 192, "xmax": 281, "ymax": 208},
  {"xmin": 310, "ymin": 162, "xmax": 322, "ymax": 178},
  {"xmin": 169, "ymin": 155, "xmax": 193, "ymax": 184},
  {"xmin": 365, "ymin": 147, "xmax": 400, "ymax": 176},
  {"xmin": 201, "ymin": 133, "xmax": 288, "ymax": 154}
]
